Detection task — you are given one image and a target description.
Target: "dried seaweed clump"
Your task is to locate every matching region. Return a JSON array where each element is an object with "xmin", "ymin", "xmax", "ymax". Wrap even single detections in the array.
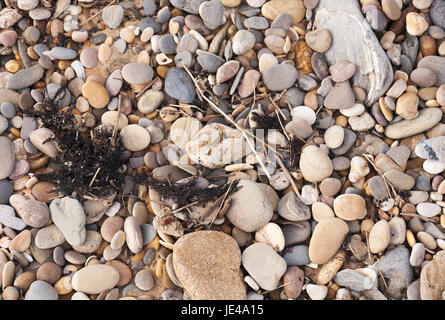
[
  {"xmin": 149, "ymin": 178, "xmax": 240, "ymax": 209},
  {"xmin": 32, "ymin": 87, "xmax": 125, "ymax": 199}
]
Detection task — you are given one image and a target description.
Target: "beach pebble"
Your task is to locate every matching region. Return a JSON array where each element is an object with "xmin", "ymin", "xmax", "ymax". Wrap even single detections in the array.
[
  {"xmin": 25, "ymin": 280, "xmax": 58, "ymax": 300},
  {"xmin": 305, "ymin": 29, "xmax": 331, "ymax": 53},
  {"xmin": 242, "ymin": 242, "xmax": 287, "ymax": 291},
  {"xmin": 102, "ymin": 5, "xmax": 124, "ymax": 29},
  {"xmin": 262, "ymin": 64, "xmax": 297, "ymax": 91},
  {"xmin": 72, "ymin": 264, "xmax": 120, "ymax": 294},
  {"xmin": 226, "ymin": 179, "xmax": 273, "ymax": 232},
  {"xmin": 232, "ymin": 30, "xmax": 256, "ymax": 56},
  {"xmin": 308, "ymin": 217, "xmax": 348, "ymax": 264},
  {"xmin": 299, "ymin": 146, "xmax": 333, "ymax": 183},
  {"xmin": 173, "ymin": 230, "xmax": 246, "ymax": 299},
  {"xmin": 49, "ymin": 197, "xmax": 86, "ymax": 247},
  {"xmin": 120, "ymin": 124, "xmax": 151, "ymax": 152}
]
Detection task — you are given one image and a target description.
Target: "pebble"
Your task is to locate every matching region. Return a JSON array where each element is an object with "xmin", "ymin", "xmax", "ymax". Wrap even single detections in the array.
[
  {"xmin": 50, "ymin": 197, "xmax": 86, "ymax": 247},
  {"xmin": 242, "ymin": 242, "xmax": 287, "ymax": 291},
  {"xmin": 71, "ymin": 230, "xmax": 102, "ymax": 253},
  {"xmin": 0, "ymin": 205, "xmax": 26, "ymax": 230},
  {"xmin": 334, "ymin": 269, "xmax": 373, "ymax": 291},
  {"xmin": 262, "ymin": 64, "xmax": 297, "ymax": 91},
  {"xmin": 261, "ymin": 0, "xmax": 305, "ymax": 24},
  {"xmin": 333, "ymin": 194, "xmax": 367, "ymax": 221},
  {"xmin": 120, "ymin": 124, "xmax": 151, "ymax": 152},
  {"xmin": 165, "ymin": 67, "xmax": 196, "ymax": 103},
  {"xmin": 372, "ymin": 247, "xmax": 413, "ymax": 299},
  {"xmin": 324, "ymin": 125, "xmax": 344, "ymax": 149},
  {"xmin": 329, "ymin": 61, "xmax": 356, "ymax": 83},
  {"xmin": 324, "ymin": 81, "xmax": 355, "ymax": 109},
  {"xmin": 102, "ymin": 5, "xmax": 124, "ymax": 29},
  {"xmin": 305, "ymin": 29, "xmax": 331, "ymax": 53},
  {"xmin": 308, "ymin": 217, "xmax": 349, "ymax": 264},
  {"xmin": 369, "ymin": 220, "xmax": 391, "ymax": 254},
  {"xmin": 6, "ymin": 65, "xmax": 44, "ymax": 90},
  {"xmin": 17, "ymin": 0, "xmax": 39, "ymax": 10},
  {"xmin": 122, "ymin": 63, "xmax": 154, "ymax": 85},
  {"xmin": 299, "ymin": 146, "xmax": 333, "ymax": 183},
  {"xmin": 410, "ymin": 243, "xmax": 425, "ymax": 267},
  {"xmin": 420, "ymin": 250, "xmax": 445, "ymax": 299},
  {"xmin": 25, "ymin": 280, "xmax": 58, "ymax": 300},
  {"xmin": 199, "ymin": 0, "xmax": 224, "ymax": 30},
  {"xmin": 306, "ymin": 284, "xmax": 328, "ymax": 300},
  {"xmin": 406, "ymin": 12, "xmax": 429, "ymax": 36},
  {"xmin": 44, "ymin": 47, "xmax": 77, "ymax": 60},
  {"xmin": 81, "ymin": 80, "xmax": 110, "ymax": 109},
  {"xmin": 0, "ymin": 137, "xmax": 15, "ymax": 180},
  {"xmin": 232, "ymin": 30, "xmax": 256, "ymax": 56},
  {"xmin": 72, "ymin": 264, "xmax": 120, "ymax": 294},
  {"xmin": 417, "ymin": 202, "xmax": 441, "ymax": 218},
  {"xmin": 277, "ymin": 191, "xmax": 311, "ymax": 222},
  {"xmin": 80, "ymin": 47, "xmax": 98, "ymax": 69},
  {"xmin": 174, "ymin": 230, "xmax": 246, "ymax": 299},
  {"xmin": 226, "ymin": 179, "xmax": 273, "ymax": 232},
  {"xmin": 283, "ymin": 245, "xmax": 310, "ymax": 266},
  {"xmin": 124, "ymin": 216, "xmax": 143, "ymax": 254},
  {"xmin": 385, "ymin": 108, "xmax": 443, "ymax": 139}
]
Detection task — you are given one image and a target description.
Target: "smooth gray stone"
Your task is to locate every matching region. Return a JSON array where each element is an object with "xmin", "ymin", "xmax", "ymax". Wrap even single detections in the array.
[
  {"xmin": 431, "ymin": 0, "xmax": 445, "ymax": 29},
  {"xmin": 417, "ymin": 56, "xmax": 445, "ymax": 85},
  {"xmin": 334, "ymin": 269, "xmax": 373, "ymax": 291},
  {"xmin": 6, "ymin": 65, "xmax": 44, "ymax": 90},
  {"xmin": 45, "ymin": 47, "xmax": 77, "ymax": 60},
  {"xmin": 423, "ymin": 222, "xmax": 445, "ymax": 239},
  {"xmin": 314, "ymin": 0, "xmax": 393, "ymax": 105},
  {"xmin": 141, "ymin": 223, "xmax": 157, "ymax": 245},
  {"xmin": 277, "ymin": 191, "xmax": 311, "ymax": 222},
  {"xmin": 282, "ymin": 221, "xmax": 311, "ymax": 247},
  {"xmin": 401, "ymin": 35, "xmax": 419, "ymax": 65},
  {"xmin": 372, "ymin": 247, "xmax": 413, "ymax": 299},
  {"xmin": 164, "ymin": 67, "xmax": 196, "ymax": 103},
  {"xmin": 197, "ymin": 52, "xmax": 225, "ymax": 73},
  {"xmin": 282, "ymin": 245, "xmax": 310, "ymax": 266},
  {"xmin": 0, "ymin": 205, "xmax": 26, "ymax": 230},
  {"xmin": 25, "ymin": 280, "xmax": 58, "ymax": 300}
]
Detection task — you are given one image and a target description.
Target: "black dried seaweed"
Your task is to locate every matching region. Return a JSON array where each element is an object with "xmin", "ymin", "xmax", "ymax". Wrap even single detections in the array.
[
  {"xmin": 250, "ymin": 112, "xmax": 282, "ymax": 130},
  {"xmin": 149, "ymin": 177, "xmax": 240, "ymax": 209},
  {"xmin": 31, "ymin": 87, "xmax": 125, "ymax": 199}
]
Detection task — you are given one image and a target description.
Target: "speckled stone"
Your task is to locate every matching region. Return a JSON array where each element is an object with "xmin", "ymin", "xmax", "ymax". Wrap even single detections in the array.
[{"xmin": 173, "ymin": 230, "xmax": 246, "ymax": 300}]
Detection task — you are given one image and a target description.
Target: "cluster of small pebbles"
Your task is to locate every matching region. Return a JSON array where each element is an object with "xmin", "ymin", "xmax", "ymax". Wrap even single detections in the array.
[{"xmin": 0, "ymin": 0, "xmax": 445, "ymax": 301}]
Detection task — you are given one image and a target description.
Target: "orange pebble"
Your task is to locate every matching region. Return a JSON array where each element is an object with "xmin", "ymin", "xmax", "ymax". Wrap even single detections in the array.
[{"xmin": 147, "ymin": 144, "xmax": 160, "ymax": 153}]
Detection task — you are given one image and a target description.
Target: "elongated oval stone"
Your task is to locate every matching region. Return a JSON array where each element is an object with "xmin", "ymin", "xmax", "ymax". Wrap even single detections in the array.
[
  {"xmin": 384, "ymin": 108, "xmax": 442, "ymax": 139},
  {"xmin": 6, "ymin": 65, "xmax": 44, "ymax": 90}
]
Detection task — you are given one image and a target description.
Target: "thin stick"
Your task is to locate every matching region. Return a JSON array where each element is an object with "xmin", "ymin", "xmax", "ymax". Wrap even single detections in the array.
[
  {"xmin": 183, "ymin": 67, "xmax": 282, "ymax": 158},
  {"xmin": 183, "ymin": 66, "xmax": 272, "ymax": 179},
  {"xmin": 183, "ymin": 66, "xmax": 305, "ymax": 200},
  {"xmin": 80, "ymin": 0, "xmax": 117, "ymax": 26},
  {"xmin": 210, "ymin": 179, "xmax": 235, "ymax": 227},
  {"xmin": 260, "ymin": 282, "xmax": 291, "ymax": 295},
  {"xmin": 89, "ymin": 167, "xmax": 102, "ymax": 188},
  {"xmin": 275, "ymin": 109, "xmax": 290, "ymax": 141},
  {"xmin": 136, "ymin": 77, "xmax": 160, "ymax": 98},
  {"xmin": 171, "ymin": 201, "xmax": 199, "ymax": 214},
  {"xmin": 270, "ymin": 96, "xmax": 287, "ymax": 120}
]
